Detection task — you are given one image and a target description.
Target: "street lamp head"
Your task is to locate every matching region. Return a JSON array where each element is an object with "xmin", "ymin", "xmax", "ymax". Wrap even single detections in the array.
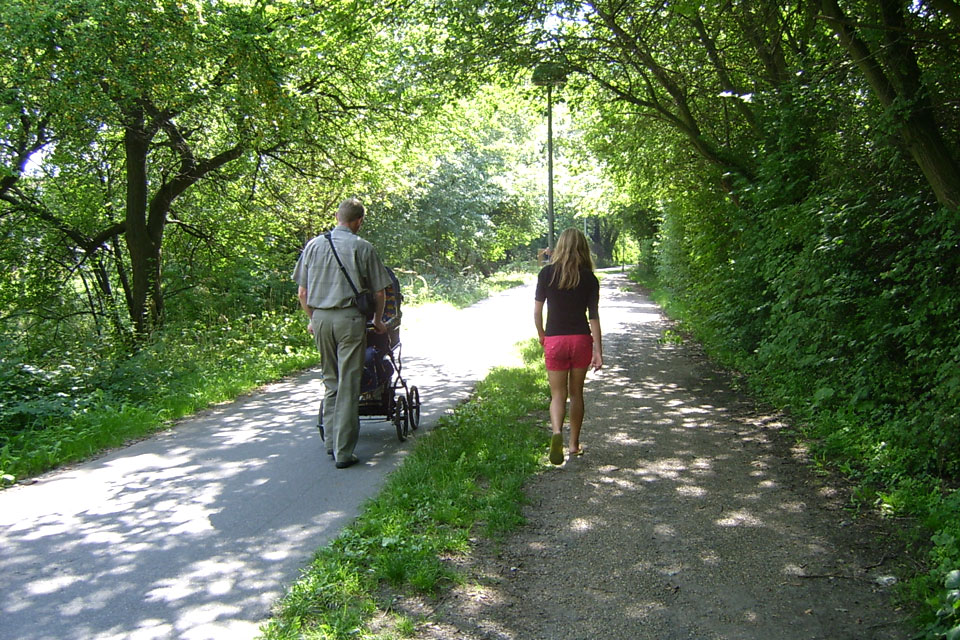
[{"xmin": 532, "ymin": 62, "xmax": 568, "ymax": 87}]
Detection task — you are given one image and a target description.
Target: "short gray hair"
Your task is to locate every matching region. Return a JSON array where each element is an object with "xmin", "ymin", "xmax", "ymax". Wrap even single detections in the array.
[{"xmin": 336, "ymin": 198, "xmax": 365, "ymax": 223}]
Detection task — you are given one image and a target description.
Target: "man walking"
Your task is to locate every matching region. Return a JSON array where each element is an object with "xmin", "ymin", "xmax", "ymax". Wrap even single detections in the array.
[{"xmin": 294, "ymin": 198, "xmax": 392, "ymax": 468}]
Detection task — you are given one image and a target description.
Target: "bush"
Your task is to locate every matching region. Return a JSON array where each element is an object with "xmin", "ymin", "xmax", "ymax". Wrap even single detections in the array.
[{"xmin": 922, "ymin": 568, "xmax": 960, "ymax": 640}]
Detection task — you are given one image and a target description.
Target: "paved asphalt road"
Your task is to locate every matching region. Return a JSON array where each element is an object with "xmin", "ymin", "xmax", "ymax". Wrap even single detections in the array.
[{"xmin": 0, "ymin": 281, "xmax": 540, "ymax": 640}]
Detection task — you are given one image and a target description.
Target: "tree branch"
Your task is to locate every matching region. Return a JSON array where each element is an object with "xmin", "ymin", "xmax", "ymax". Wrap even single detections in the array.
[
  {"xmin": 688, "ymin": 9, "xmax": 760, "ymax": 135},
  {"xmin": 0, "ymin": 114, "xmax": 53, "ymax": 200},
  {"xmin": 820, "ymin": 0, "xmax": 898, "ymax": 106}
]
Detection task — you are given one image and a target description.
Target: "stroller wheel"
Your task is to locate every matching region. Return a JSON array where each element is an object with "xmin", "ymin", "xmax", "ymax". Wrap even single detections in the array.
[
  {"xmin": 317, "ymin": 400, "xmax": 325, "ymax": 441},
  {"xmin": 407, "ymin": 386, "xmax": 421, "ymax": 430},
  {"xmin": 394, "ymin": 395, "xmax": 409, "ymax": 441}
]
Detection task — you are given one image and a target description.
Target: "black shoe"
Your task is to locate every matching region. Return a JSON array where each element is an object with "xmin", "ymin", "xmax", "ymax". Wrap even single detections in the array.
[
  {"xmin": 335, "ymin": 456, "xmax": 359, "ymax": 469},
  {"xmin": 327, "ymin": 448, "xmax": 334, "ymax": 457}
]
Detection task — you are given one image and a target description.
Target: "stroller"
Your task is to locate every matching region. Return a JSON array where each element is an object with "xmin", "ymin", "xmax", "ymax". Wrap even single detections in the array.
[{"xmin": 318, "ymin": 267, "xmax": 421, "ymax": 443}]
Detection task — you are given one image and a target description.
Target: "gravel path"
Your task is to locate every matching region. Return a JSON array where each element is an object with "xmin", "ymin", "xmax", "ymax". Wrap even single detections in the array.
[{"xmin": 414, "ymin": 271, "xmax": 912, "ymax": 640}]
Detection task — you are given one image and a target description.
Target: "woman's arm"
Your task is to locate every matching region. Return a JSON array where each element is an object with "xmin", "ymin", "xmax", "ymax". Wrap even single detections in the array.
[
  {"xmin": 534, "ymin": 300, "xmax": 546, "ymax": 345},
  {"xmin": 589, "ymin": 317, "xmax": 603, "ymax": 371}
]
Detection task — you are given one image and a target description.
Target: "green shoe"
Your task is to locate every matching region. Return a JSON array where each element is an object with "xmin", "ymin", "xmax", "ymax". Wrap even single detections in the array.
[{"xmin": 549, "ymin": 433, "xmax": 564, "ymax": 465}]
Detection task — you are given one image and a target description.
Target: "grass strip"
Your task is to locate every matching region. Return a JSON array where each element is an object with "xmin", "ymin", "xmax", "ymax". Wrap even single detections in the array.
[
  {"xmin": 258, "ymin": 339, "xmax": 549, "ymax": 640},
  {"xmin": 0, "ymin": 311, "xmax": 320, "ymax": 485}
]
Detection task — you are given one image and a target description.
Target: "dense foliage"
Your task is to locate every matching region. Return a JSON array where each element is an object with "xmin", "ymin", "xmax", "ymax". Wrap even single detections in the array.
[{"xmin": 361, "ymin": 86, "xmax": 546, "ymax": 277}]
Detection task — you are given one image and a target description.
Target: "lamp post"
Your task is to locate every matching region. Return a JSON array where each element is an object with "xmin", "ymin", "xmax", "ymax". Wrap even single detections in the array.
[{"xmin": 532, "ymin": 63, "xmax": 567, "ymax": 250}]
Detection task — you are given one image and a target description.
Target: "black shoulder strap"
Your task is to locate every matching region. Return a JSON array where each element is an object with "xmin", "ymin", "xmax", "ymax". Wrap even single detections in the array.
[{"xmin": 324, "ymin": 232, "xmax": 361, "ymax": 295}]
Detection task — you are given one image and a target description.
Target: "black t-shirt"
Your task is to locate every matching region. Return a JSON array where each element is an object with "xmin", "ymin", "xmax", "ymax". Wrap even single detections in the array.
[{"xmin": 535, "ymin": 265, "xmax": 600, "ymax": 336}]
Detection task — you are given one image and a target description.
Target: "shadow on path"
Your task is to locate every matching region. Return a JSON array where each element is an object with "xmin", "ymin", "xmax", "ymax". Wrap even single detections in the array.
[{"xmin": 420, "ymin": 272, "xmax": 910, "ymax": 640}]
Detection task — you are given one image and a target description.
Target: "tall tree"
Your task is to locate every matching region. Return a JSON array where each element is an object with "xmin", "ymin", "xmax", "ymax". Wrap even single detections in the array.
[
  {"xmin": 363, "ymin": 83, "xmax": 545, "ymax": 274},
  {"xmin": 0, "ymin": 0, "xmax": 450, "ymax": 340}
]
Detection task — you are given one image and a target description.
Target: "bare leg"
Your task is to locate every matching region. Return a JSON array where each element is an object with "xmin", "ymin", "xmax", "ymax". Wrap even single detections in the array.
[
  {"xmin": 567, "ymin": 367, "xmax": 588, "ymax": 453},
  {"xmin": 547, "ymin": 369, "xmax": 570, "ymax": 435},
  {"xmin": 547, "ymin": 369, "xmax": 569, "ymax": 464}
]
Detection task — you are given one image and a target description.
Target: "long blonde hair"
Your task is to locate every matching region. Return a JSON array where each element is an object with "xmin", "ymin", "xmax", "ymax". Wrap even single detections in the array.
[{"xmin": 549, "ymin": 228, "xmax": 594, "ymax": 289}]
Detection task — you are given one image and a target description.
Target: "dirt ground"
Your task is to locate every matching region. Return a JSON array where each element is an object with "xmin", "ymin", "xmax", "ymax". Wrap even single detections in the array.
[{"xmin": 397, "ymin": 273, "xmax": 914, "ymax": 640}]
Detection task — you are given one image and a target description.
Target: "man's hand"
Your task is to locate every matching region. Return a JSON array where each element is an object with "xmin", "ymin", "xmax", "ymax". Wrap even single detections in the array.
[
  {"xmin": 299, "ymin": 288, "xmax": 315, "ymax": 336},
  {"xmin": 372, "ymin": 289, "xmax": 387, "ymax": 334}
]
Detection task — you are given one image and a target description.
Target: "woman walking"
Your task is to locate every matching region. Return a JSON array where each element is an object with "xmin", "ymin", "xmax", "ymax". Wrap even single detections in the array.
[{"xmin": 534, "ymin": 228, "xmax": 603, "ymax": 464}]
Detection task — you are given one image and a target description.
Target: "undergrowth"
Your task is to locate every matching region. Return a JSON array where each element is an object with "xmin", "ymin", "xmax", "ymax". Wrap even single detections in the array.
[{"xmin": 0, "ymin": 311, "xmax": 319, "ymax": 484}]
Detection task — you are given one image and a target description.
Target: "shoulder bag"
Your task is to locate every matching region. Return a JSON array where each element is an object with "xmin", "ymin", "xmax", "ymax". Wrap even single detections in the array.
[{"xmin": 324, "ymin": 232, "xmax": 375, "ymax": 320}]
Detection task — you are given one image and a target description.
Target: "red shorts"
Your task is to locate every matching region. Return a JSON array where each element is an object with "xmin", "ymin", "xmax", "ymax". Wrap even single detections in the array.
[{"xmin": 543, "ymin": 334, "xmax": 593, "ymax": 371}]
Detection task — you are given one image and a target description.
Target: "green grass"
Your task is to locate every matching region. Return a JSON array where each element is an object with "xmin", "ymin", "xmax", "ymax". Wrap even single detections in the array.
[
  {"xmin": 258, "ymin": 340, "xmax": 549, "ymax": 640},
  {"xmin": 0, "ymin": 311, "xmax": 321, "ymax": 485}
]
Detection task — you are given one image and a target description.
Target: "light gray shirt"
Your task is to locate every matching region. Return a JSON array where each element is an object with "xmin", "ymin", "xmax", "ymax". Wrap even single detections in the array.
[{"xmin": 293, "ymin": 226, "xmax": 392, "ymax": 310}]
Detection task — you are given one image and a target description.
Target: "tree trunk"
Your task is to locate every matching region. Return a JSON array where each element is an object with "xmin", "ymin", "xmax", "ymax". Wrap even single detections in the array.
[
  {"xmin": 123, "ymin": 115, "xmax": 164, "ymax": 339},
  {"xmin": 120, "ymin": 105, "xmax": 244, "ymax": 340}
]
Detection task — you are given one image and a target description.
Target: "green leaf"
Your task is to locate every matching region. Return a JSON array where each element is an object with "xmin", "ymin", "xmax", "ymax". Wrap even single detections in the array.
[
  {"xmin": 813, "ymin": 387, "xmax": 835, "ymax": 404},
  {"xmin": 947, "ymin": 569, "xmax": 960, "ymax": 590}
]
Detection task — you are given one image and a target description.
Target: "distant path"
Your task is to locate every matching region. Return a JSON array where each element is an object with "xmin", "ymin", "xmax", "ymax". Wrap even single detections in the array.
[{"xmin": 0, "ymin": 283, "xmax": 536, "ymax": 640}]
